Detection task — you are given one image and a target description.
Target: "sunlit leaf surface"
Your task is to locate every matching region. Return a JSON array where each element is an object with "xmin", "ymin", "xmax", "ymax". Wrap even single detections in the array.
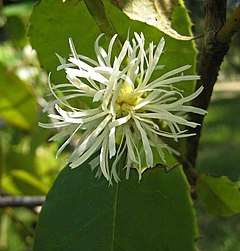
[{"xmin": 109, "ymin": 0, "xmax": 193, "ymax": 40}]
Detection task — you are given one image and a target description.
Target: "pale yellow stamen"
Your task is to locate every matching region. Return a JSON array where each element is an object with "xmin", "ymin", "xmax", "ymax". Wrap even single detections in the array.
[{"xmin": 115, "ymin": 82, "xmax": 142, "ymax": 118}]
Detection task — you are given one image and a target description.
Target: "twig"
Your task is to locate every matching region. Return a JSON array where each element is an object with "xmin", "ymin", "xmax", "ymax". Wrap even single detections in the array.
[
  {"xmin": 217, "ymin": 4, "xmax": 240, "ymax": 43},
  {"xmin": 0, "ymin": 196, "xmax": 45, "ymax": 208},
  {"xmin": 4, "ymin": 207, "xmax": 35, "ymax": 245}
]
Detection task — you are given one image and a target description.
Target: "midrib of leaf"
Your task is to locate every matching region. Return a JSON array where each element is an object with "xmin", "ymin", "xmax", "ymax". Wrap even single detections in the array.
[
  {"xmin": 111, "ymin": 175, "xmax": 119, "ymax": 250},
  {"xmin": 110, "ymin": 155, "xmax": 127, "ymax": 251}
]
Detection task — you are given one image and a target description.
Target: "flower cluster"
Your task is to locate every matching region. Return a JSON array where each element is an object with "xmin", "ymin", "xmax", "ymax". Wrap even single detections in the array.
[{"xmin": 40, "ymin": 32, "xmax": 206, "ymax": 183}]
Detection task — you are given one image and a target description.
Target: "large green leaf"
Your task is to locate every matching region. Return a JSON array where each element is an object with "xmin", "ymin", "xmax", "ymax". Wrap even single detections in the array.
[
  {"xmin": 34, "ymin": 164, "xmax": 197, "ymax": 250},
  {"xmin": 0, "ymin": 63, "xmax": 37, "ymax": 130},
  {"xmin": 197, "ymin": 174, "xmax": 240, "ymax": 216}
]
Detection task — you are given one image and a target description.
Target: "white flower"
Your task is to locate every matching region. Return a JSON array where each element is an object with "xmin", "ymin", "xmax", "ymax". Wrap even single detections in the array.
[{"xmin": 40, "ymin": 32, "xmax": 206, "ymax": 184}]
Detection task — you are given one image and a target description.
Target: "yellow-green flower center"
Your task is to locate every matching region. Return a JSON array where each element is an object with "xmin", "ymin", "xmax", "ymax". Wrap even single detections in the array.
[{"xmin": 114, "ymin": 82, "xmax": 142, "ymax": 118}]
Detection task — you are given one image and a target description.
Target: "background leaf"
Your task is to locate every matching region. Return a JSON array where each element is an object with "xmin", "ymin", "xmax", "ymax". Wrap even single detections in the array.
[
  {"xmin": 11, "ymin": 169, "xmax": 49, "ymax": 195},
  {"xmin": 34, "ymin": 164, "xmax": 198, "ymax": 250},
  {"xmin": 4, "ymin": 15, "xmax": 26, "ymax": 46},
  {"xmin": 0, "ymin": 63, "xmax": 37, "ymax": 130},
  {"xmin": 197, "ymin": 174, "xmax": 240, "ymax": 216}
]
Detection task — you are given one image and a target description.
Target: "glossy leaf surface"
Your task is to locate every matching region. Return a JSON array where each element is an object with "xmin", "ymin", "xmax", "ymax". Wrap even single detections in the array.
[{"xmin": 34, "ymin": 165, "xmax": 197, "ymax": 250}]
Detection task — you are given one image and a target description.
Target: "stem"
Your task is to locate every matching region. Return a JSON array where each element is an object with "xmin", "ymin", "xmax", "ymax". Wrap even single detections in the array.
[
  {"xmin": 184, "ymin": 0, "xmax": 234, "ymax": 185},
  {"xmin": 83, "ymin": 0, "xmax": 122, "ymax": 52}
]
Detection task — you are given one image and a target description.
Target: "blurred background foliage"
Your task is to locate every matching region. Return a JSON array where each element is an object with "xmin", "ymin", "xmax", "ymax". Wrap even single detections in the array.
[
  {"xmin": 0, "ymin": 0, "xmax": 239, "ymax": 250},
  {"xmin": 0, "ymin": 0, "xmax": 67, "ymax": 249}
]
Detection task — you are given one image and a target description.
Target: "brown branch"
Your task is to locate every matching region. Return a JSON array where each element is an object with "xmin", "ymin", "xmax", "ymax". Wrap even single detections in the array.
[
  {"xmin": 0, "ymin": 196, "xmax": 45, "ymax": 208},
  {"xmin": 183, "ymin": 0, "xmax": 230, "ymax": 186},
  {"xmin": 184, "ymin": 2, "xmax": 240, "ymax": 187}
]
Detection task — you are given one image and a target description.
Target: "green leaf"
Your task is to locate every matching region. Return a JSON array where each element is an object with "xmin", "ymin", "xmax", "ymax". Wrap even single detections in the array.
[
  {"xmin": 29, "ymin": 1, "xmax": 101, "ymax": 83},
  {"xmin": 109, "ymin": 0, "xmax": 193, "ymax": 40},
  {"xmin": 0, "ymin": 63, "xmax": 37, "ymax": 130},
  {"xmin": 34, "ymin": 164, "xmax": 197, "ymax": 250},
  {"xmin": 197, "ymin": 174, "xmax": 240, "ymax": 216}
]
